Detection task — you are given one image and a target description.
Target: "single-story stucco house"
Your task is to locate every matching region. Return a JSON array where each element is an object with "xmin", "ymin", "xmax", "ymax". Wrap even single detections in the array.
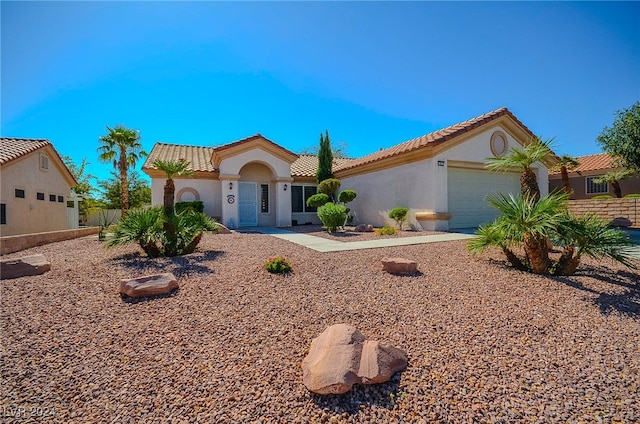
[
  {"xmin": 143, "ymin": 107, "xmax": 554, "ymax": 231},
  {"xmin": 0, "ymin": 137, "xmax": 78, "ymax": 236},
  {"xmin": 548, "ymin": 152, "xmax": 640, "ymax": 199}
]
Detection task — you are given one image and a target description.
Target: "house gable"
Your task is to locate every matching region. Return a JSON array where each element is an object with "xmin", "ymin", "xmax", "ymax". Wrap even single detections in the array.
[{"xmin": 211, "ymin": 134, "xmax": 298, "ymax": 169}]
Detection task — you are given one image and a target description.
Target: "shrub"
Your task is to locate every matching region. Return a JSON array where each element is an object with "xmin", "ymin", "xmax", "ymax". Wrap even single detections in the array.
[
  {"xmin": 591, "ymin": 195, "xmax": 614, "ymax": 200},
  {"xmin": 264, "ymin": 256, "xmax": 292, "ymax": 274},
  {"xmin": 318, "ymin": 178, "xmax": 341, "ymax": 199},
  {"xmin": 623, "ymin": 193, "xmax": 640, "ymax": 198},
  {"xmin": 175, "ymin": 201, "xmax": 204, "ymax": 214},
  {"xmin": 375, "ymin": 225, "xmax": 398, "ymax": 236},
  {"xmin": 338, "ymin": 189, "xmax": 357, "ymax": 204},
  {"xmin": 388, "ymin": 206, "xmax": 410, "ymax": 229},
  {"xmin": 317, "ymin": 202, "xmax": 347, "ymax": 233},
  {"xmin": 306, "ymin": 193, "xmax": 330, "ymax": 208}
]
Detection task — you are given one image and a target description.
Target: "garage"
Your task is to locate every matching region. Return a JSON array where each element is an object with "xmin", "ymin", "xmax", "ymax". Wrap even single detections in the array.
[{"xmin": 447, "ymin": 167, "xmax": 521, "ymax": 229}]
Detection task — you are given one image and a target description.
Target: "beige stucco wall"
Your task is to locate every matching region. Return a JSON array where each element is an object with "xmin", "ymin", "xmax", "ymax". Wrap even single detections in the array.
[
  {"xmin": 549, "ymin": 171, "xmax": 640, "ymax": 199},
  {"xmin": 1, "ymin": 147, "xmax": 73, "ymax": 236},
  {"xmin": 151, "ymin": 177, "xmax": 222, "ymax": 219}
]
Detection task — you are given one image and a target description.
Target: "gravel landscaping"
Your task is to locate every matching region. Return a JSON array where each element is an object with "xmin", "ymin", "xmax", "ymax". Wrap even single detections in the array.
[
  {"xmin": 1, "ymin": 232, "xmax": 639, "ymax": 423},
  {"xmin": 285, "ymin": 225, "xmax": 441, "ymax": 241}
]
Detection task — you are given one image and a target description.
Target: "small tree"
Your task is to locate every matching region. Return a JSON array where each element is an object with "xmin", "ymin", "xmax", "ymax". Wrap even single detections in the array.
[
  {"xmin": 597, "ymin": 101, "xmax": 640, "ymax": 172},
  {"xmin": 316, "ymin": 130, "xmax": 334, "ymax": 183},
  {"xmin": 306, "ymin": 193, "xmax": 330, "ymax": 208},
  {"xmin": 152, "ymin": 158, "xmax": 194, "ymax": 216},
  {"xmin": 318, "ymin": 178, "xmax": 341, "ymax": 201},
  {"xmin": 317, "ymin": 202, "xmax": 347, "ymax": 233},
  {"xmin": 388, "ymin": 206, "xmax": 409, "ymax": 230},
  {"xmin": 594, "ymin": 170, "xmax": 634, "ymax": 198},
  {"xmin": 552, "ymin": 155, "xmax": 580, "ymax": 195}
]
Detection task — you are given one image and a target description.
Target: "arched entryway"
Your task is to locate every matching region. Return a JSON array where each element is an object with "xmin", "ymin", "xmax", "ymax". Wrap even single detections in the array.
[{"xmin": 238, "ymin": 162, "xmax": 276, "ymax": 226}]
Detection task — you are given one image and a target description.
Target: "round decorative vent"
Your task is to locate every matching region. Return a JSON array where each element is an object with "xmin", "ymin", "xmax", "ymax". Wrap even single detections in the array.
[{"xmin": 490, "ymin": 131, "xmax": 508, "ymax": 157}]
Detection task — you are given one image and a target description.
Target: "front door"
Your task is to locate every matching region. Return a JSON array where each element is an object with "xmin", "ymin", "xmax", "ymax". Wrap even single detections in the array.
[{"xmin": 238, "ymin": 182, "xmax": 258, "ymax": 226}]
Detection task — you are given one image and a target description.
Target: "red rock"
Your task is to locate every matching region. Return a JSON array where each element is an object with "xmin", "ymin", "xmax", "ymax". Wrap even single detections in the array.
[
  {"xmin": 119, "ymin": 273, "xmax": 178, "ymax": 298},
  {"xmin": 302, "ymin": 324, "xmax": 408, "ymax": 395},
  {"xmin": 0, "ymin": 254, "xmax": 51, "ymax": 280},
  {"xmin": 354, "ymin": 224, "xmax": 374, "ymax": 232},
  {"xmin": 381, "ymin": 257, "xmax": 418, "ymax": 275}
]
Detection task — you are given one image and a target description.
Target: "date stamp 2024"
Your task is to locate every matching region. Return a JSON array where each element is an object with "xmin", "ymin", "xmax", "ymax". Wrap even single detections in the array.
[{"xmin": 1, "ymin": 405, "xmax": 57, "ymax": 419}]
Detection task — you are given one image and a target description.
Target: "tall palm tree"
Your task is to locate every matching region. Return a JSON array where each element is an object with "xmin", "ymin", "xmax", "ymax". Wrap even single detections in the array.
[
  {"xmin": 594, "ymin": 170, "xmax": 633, "ymax": 198},
  {"xmin": 486, "ymin": 137, "xmax": 554, "ymax": 202},
  {"xmin": 152, "ymin": 158, "xmax": 194, "ymax": 216},
  {"xmin": 552, "ymin": 154, "xmax": 581, "ymax": 196},
  {"xmin": 97, "ymin": 126, "xmax": 146, "ymax": 213}
]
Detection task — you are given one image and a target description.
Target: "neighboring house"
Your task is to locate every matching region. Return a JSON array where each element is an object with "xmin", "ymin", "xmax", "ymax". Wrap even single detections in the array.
[
  {"xmin": 548, "ymin": 153, "xmax": 640, "ymax": 199},
  {"xmin": 0, "ymin": 138, "xmax": 78, "ymax": 236},
  {"xmin": 143, "ymin": 107, "xmax": 554, "ymax": 230}
]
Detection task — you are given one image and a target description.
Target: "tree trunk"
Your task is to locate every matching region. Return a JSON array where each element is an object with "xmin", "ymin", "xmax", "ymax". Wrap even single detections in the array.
[
  {"xmin": 612, "ymin": 180, "xmax": 622, "ymax": 198},
  {"xmin": 553, "ymin": 244, "xmax": 581, "ymax": 276},
  {"xmin": 502, "ymin": 247, "xmax": 528, "ymax": 271},
  {"xmin": 523, "ymin": 233, "xmax": 551, "ymax": 274},
  {"xmin": 164, "ymin": 179, "xmax": 175, "ymax": 216},
  {"xmin": 119, "ymin": 150, "xmax": 129, "ymax": 214},
  {"xmin": 560, "ymin": 166, "xmax": 573, "ymax": 196},
  {"xmin": 521, "ymin": 168, "xmax": 540, "ymax": 202},
  {"xmin": 183, "ymin": 233, "xmax": 202, "ymax": 255}
]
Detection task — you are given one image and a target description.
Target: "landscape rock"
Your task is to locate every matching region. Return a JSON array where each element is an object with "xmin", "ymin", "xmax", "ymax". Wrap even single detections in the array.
[
  {"xmin": 215, "ymin": 224, "xmax": 233, "ymax": 234},
  {"xmin": 354, "ymin": 224, "xmax": 374, "ymax": 232},
  {"xmin": 302, "ymin": 323, "xmax": 407, "ymax": 395},
  {"xmin": 609, "ymin": 217, "xmax": 632, "ymax": 228},
  {"xmin": 0, "ymin": 254, "xmax": 51, "ymax": 280},
  {"xmin": 119, "ymin": 273, "xmax": 178, "ymax": 298},
  {"xmin": 381, "ymin": 257, "xmax": 418, "ymax": 275}
]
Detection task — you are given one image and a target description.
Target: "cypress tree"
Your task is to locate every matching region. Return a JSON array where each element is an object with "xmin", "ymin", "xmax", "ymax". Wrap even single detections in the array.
[{"xmin": 316, "ymin": 130, "xmax": 334, "ymax": 183}]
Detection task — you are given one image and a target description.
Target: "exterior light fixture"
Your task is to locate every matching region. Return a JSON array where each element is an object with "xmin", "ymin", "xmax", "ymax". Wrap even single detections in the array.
[
  {"xmin": 229, "ymin": 182, "xmax": 233, "ymax": 190},
  {"xmin": 284, "ymin": 184, "xmax": 287, "ymax": 191},
  {"xmin": 437, "ymin": 160, "xmax": 445, "ymax": 167}
]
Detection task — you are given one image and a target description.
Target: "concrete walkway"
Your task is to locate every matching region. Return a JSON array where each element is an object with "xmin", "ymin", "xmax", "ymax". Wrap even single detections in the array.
[{"xmin": 247, "ymin": 227, "xmax": 476, "ymax": 252}]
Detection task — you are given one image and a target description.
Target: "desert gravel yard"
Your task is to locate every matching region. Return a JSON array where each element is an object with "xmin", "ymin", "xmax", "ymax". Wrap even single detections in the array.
[{"xmin": 1, "ymin": 232, "xmax": 639, "ymax": 423}]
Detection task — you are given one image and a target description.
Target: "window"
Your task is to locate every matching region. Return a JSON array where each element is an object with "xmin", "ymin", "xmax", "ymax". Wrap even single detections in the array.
[
  {"xmin": 49, "ymin": 194, "xmax": 56, "ymax": 202},
  {"xmin": 15, "ymin": 188, "xmax": 25, "ymax": 198},
  {"xmin": 260, "ymin": 184, "xmax": 269, "ymax": 213},
  {"xmin": 57, "ymin": 195, "xmax": 64, "ymax": 203},
  {"xmin": 37, "ymin": 192, "xmax": 45, "ymax": 201},
  {"xmin": 1, "ymin": 203, "xmax": 6, "ymax": 225},
  {"xmin": 586, "ymin": 176, "xmax": 608, "ymax": 194},
  {"xmin": 40, "ymin": 153, "xmax": 49, "ymax": 170},
  {"xmin": 291, "ymin": 185, "xmax": 318, "ymax": 213}
]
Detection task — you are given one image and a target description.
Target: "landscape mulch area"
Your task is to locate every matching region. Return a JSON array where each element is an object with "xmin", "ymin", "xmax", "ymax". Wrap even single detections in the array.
[
  {"xmin": 1, "ymin": 232, "xmax": 639, "ymax": 423},
  {"xmin": 285, "ymin": 225, "xmax": 442, "ymax": 241}
]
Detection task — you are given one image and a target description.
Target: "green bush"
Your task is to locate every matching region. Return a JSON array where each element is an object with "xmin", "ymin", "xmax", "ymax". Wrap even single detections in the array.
[
  {"xmin": 264, "ymin": 256, "xmax": 292, "ymax": 274},
  {"xmin": 306, "ymin": 193, "xmax": 330, "ymax": 208},
  {"xmin": 375, "ymin": 225, "xmax": 398, "ymax": 236},
  {"xmin": 388, "ymin": 206, "xmax": 410, "ymax": 229},
  {"xmin": 175, "ymin": 201, "xmax": 204, "ymax": 214},
  {"xmin": 623, "ymin": 193, "xmax": 640, "ymax": 198},
  {"xmin": 338, "ymin": 189, "xmax": 357, "ymax": 204},
  {"xmin": 591, "ymin": 195, "xmax": 614, "ymax": 200},
  {"xmin": 317, "ymin": 202, "xmax": 347, "ymax": 233},
  {"xmin": 318, "ymin": 178, "xmax": 341, "ymax": 199}
]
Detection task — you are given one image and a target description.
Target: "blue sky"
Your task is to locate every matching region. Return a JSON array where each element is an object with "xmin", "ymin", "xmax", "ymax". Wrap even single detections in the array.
[{"xmin": 2, "ymin": 1, "xmax": 639, "ymax": 184}]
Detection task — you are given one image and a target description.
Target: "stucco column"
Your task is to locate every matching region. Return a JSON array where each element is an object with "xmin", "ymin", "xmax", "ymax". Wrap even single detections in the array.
[
  {"xmin": 220, "ymin": 174, "xmax": 240, "ymax": 229},
  {"xmin": 275, "ymin": 178, "xmax": 293, "ymax": 227}
]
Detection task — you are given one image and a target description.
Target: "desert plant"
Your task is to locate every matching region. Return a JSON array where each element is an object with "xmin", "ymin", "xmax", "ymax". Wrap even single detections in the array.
[
  {"xmin": 388, "ymin": 206, "xmax": 409, "ymax": 230},
  {"xmin": 317, "ymin": 202, "xmax": 347, "ymax": 233},
  {"xmin": 551, "ymin": 154, "xmax": 581, "ymax": 195},
  {"xmin": 375, "ymin": 225, "xmax": 398, "ymax": 236},
  {"xmin": 152, "ymin": 158, "xmax": 195, "ymax": 216},
  {"xmin": 594, "ymin": 170, "xmax": 634, "ymax": 198},
  {"xmin": 306, "ymin": 193, "xmax": 330, "ymax": 208},
  {"xmin": 264, "ymin": 256, "xmax": 292, "ymax": 274},
  {"xmin": 318, "ymin": 178, "xmax": 341, "ymax": 201}
]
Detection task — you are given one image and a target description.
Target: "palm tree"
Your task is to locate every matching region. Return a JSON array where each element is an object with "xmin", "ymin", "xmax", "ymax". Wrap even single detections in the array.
[
  {"xmin": 486, "ymin": 137, "xmax": 554, "ymax": 202},
  {"xmin": 594, "ymin": 170, "xmax": 633, "ymax": 198},
  {"xmin": 152, "ymin": 158, "xmax": 194, "ymax": 216},
  {"xmin": 552, "ymin": 154, "xmax": 581, "ymax": 196},
  {"xmin": 97, "ymin": 126, "xmax": 146, "ymax": 213}
]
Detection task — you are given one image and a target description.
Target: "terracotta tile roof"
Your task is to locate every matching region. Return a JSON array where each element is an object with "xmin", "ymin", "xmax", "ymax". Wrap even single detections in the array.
[
  {"xmin": 290, "ymin": 154, "xmax": 356, "ymax": 178},
  {"xmin": 0, "ymin": 137, "xmax": 51, "ymax": 165},
  {"xmin": 334, "ymin": 107, "xmax": 534, "ymax": 172},
  {"xmin": 143, "ymin": 143, "xmax": 217, "ymax": 173},
  {"xmin": 548, "ymin": 153, "xmax": 619, "ymax": 176}
]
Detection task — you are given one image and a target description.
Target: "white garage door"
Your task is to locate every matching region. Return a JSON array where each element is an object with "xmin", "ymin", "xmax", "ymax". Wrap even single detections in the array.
[{"xmin": 447, "ymin": 167, "xmax": 521, "ymax": 229}]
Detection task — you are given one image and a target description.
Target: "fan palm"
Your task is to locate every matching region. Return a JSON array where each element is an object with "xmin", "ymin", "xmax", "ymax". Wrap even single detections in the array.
[
  {"xmin": 97, "ymin": 126, "xmax": 147, "ymax": 213},
  {"xmin": 594, "ymin": 170, "xmax": 634, "ymax": 198},
  {"xmin": 552, "ymin": 154, "xmax": 581, "ymax": 195},
  {"xmin": 152, "ymin": 158, "xmax": 195, "ymax": 216},
  {"xmin": 486, "ymin": 137, "xmax": 554, "ymax": 202}
]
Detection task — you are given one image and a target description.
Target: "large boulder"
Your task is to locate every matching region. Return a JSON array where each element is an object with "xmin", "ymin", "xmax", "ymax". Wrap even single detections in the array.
[
  {"xmin": 302, "ymin": 324, "xmax": 407, "ymax": 395},
  {"xmin": 120, "ymin": 273, "xmax": 178, "ymax": 298},
  {"xmin": 381, "ymin": 257, "xmax": 418, "ymax": 275},
  {"xmin": 354, "ymin": 224, "xmax": 374, "ymax": 233},
  {"xmin": 0, "ymin": 254, "xmax": 51, "ymax": 280}
]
